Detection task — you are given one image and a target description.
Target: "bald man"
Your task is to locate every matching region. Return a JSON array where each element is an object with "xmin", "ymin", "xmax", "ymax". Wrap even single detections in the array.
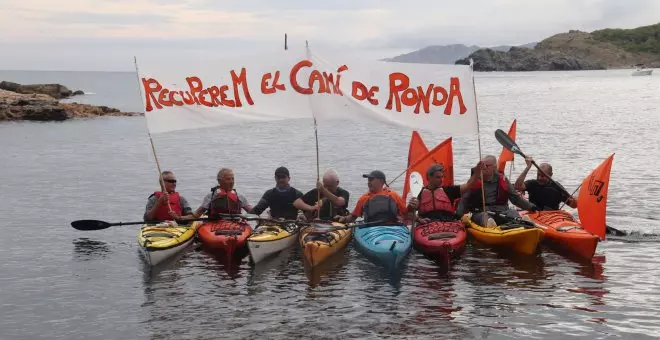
[
  {"xmin": 294, "ymin": 169, "xmax": 350, "ymax": 221},
  {"xmin": 515, "ymin": 156, "xmax": 577, "ymax": 210},
  {"xmin": 459, "ymin": 155, "xmax": 536, "ymax": 226}
]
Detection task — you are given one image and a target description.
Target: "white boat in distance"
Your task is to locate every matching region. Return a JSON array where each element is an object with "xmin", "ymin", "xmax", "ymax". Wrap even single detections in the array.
[{"xmin": 632, "ymin": 64, "xmax": 653, "ymax": 76}]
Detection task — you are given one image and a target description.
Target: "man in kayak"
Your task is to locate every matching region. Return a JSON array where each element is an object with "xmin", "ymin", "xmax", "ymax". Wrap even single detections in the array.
[
  {"xmin": 514, "ymin": 157, "xmax": 578, "ymax": 210},
  {"xmin": 459, "ymin": 155, "xmax": 537, "ymax": 226},
  {"xmin": 144, "ymin": 171, "xmax": 194, "ymax": 221},
  {"xmin": 338, "ymin": 170, "xmax": 408, "ymax": 224},
  {"xmin": 293, "ymin": 169, "xmax": 350, "ymax": 221},
  {"xmin": 193, "ymin": 168, "xmax": 252, "ymax": 218},
  {"xmin": 407, "ymin": 162, "xmax": 483, "ymax": 224},
  {"xmin": 250, "ymin": 166, "xmax": 304, "ymax": 220}
]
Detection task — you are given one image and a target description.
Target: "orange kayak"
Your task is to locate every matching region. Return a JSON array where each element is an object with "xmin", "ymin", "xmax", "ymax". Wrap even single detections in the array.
[
  {"xmin": 520, "ymin": 210, "xmax": 599, "ymax": 260},
  {"xmin": 197, "ymin": 220, "xmax": 252, "ymax": 262}
]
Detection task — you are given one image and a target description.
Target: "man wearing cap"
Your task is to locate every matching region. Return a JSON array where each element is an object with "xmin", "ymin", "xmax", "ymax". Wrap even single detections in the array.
[
  {"xmin": 338, "ymin": 170, "xmax": 408, "ymax": 224},
  {"xmin": 407, "ymin": 162, "xmax": 483, "ymax": 225},
  {"xmin": 250, "ymin": 166, "xmax": 304, "ymax": 220}
]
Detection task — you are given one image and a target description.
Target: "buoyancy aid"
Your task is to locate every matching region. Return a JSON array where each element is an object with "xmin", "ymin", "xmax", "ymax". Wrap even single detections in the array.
[
  {"xmin": 467, "ymin": 174, "xmax": 510, "ymax": 209},
  {"xmin": 418, "ymin": 187, "xmax": 455, "ymax": 216},
  {"xmin": 362, "ymin": 194, "xmax": 398, "ymax": 223},
  {"xmin": 208, "ymin": 186, "xmax": 242, "ymax": 217},
  {"xmin": 152, "ymin": 191, "xmax": 182, "ymax": 221}
]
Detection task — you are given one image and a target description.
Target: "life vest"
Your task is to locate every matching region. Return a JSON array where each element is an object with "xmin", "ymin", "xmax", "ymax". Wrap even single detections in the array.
[
  {"xmin": 418, "ymin": 187, "xmax": 456, "ymax": 216},
  {"xmin": 208, "ymin": 186, "xmax": 242, "ymax": 217},
  {"xmin": 152, "ymin": 191, "xmax": 182, "ymax": 221},
  {"xmin": 362, "ymin": 193, "xmax": 398, "ymax": 223},
  {"xmin": 467, "ymin": 174, "xmax": 510, "ymax": 209}
]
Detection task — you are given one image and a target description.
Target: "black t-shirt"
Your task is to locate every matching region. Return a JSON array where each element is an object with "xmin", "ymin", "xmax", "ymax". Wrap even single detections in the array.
[
  {"xmin": 301, "ymin": 187, "xmax": 350, "ymax": 220},
  {"xmin": 525, "ymin": 179, "xmax": 569, "ymax": 210},
  {"xmin": 417, "ymin": 185, "xmax": 462, "ymax": 220},
  {"xmin": 251, "ymin": 186, "xmax": 303, "ymax": 220}
]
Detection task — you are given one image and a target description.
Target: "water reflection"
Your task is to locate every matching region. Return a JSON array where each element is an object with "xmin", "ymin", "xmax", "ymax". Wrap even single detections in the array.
[
  {"xmin": 303, "ymin": 245, "xmax": 351, "ymax": 287},
  {"xmin": 72, "ymin": 237, "xmax": 110, "ymax": 261}
]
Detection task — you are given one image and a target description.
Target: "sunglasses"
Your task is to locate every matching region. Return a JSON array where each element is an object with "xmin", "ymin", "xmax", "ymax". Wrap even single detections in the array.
[{"xmin": 164, "ymin": 179, "xmax": 177, "ymax": 183}]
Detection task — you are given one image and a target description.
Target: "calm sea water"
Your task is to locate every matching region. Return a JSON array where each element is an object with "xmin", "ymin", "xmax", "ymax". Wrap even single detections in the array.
[{"xmin": 1, "ymin": 69, "xmax": 659, "ymax": 339}]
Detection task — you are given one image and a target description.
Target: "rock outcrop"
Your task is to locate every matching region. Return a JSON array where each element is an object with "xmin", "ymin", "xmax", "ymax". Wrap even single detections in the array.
[
  {"xmin": 455, "ymin": 46, "xmax": 606, "ymax": 71},
  {"xmin": 0, "ymin": 83, "xmax": 140, "ymax": 121}
]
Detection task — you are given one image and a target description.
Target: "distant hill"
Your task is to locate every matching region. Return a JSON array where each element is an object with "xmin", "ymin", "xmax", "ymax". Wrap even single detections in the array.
[
  {"xmin": 384, "ymin": 43, "xmax": 536, "ymax": 64},
  {"xmin": 456, "ymin": 23, "xmax": 660, "ymax": 71}
]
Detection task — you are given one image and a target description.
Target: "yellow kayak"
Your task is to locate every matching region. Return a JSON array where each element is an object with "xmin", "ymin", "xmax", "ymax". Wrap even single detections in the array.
[
  {"xmin": 137, "ymin": 221, "xmax": 200, "ymax": 266},
  {"xmin": 299, "ymin": 222, "xmax": 352, "ymax": 267},
  {"xmin": 461, "ymin": 213, "xmax": 544, "ymax": 256},
  {"xmin": 247, "ymin": 222, "xmax": 300, "ymax": 264}
]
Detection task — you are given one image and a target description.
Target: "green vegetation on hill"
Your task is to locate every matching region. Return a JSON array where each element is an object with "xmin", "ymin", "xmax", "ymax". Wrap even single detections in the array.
[{"xmin": 592, "ymin": 23, "xmax": 660, "ymax": 54}]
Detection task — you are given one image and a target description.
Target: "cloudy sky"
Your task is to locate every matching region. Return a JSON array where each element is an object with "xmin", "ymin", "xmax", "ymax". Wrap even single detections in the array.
[{"xmin": 1, "ymin": 0, "xmax": 658, "ymax": 71}]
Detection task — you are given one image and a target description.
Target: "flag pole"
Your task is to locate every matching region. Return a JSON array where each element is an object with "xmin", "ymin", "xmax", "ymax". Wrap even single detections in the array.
[
  {"xmin": 133, "ymin": 56, "xmax": 172, "ymax": 215},
  {"xmin": 305, "ymin": 40, "xmax": 321, "ymax": 205},
  {"xmin": 470, "ymin": 59, "xmax": 488, "ymax": 226}
]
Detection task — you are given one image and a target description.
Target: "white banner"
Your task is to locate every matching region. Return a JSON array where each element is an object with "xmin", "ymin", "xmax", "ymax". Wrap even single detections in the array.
[{"xmin": 137, "ymin": 49, "xmax": 478, "ymax": 134}]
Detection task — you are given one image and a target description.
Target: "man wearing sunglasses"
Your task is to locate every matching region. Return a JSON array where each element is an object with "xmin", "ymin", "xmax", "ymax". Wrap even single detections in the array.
[
  {"xmin": 250, "ymin": 166, "xmax": 304, "ymax": 220},
  {"xmin": 338, "ymin": 170, "xmax": 408, "ymax": 224},
  {"xmin": 144, "ymin": 171, "xmax": 194, "ymax": 222},
  {"xmin": 407, "ymin": 162, "xmax": 483, "ymax": 225}
]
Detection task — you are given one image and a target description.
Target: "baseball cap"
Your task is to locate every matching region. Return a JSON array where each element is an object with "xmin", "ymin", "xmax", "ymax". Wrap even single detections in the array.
[
  {"xmin": 275, "ymin": 166, "xmax": 290, "ymax": 177},
  {"xmin": 362, "ymin": 170, "xmax": 386, "ymax": 181}
]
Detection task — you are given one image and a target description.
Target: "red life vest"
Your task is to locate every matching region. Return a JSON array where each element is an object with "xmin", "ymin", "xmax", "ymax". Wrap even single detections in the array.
[
  {"xmin": 419, "ymin": 187, "xmax": 455, "ymax": 215},
  {"xmin": 153, "ymin": 191, "xmax": 183, "ymax": 221},
  {"xmin": 208, "ymin": 187, "xmax": 242, "ymax": 217},
  {"xmin": 469, "ymin": 174, "xmax": 510, "ymax": 206}
]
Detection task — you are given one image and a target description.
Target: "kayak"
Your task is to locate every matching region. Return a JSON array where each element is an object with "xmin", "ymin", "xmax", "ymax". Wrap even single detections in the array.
[
  {"xmin": 354, "ymin": 225, "xmax": 411, "ymax": 268},
  {"xmin": 461, "ymin": 213, "xmax": 544, "ymax": 256},
  {"xmin": 299, "ymin": 222, "xmax": 352, "ymax": 267},
  {"xmin": 413, "ymin": 220, "xmax": 466, "ymax": 265},
  {"xmin": 247, "ymin": 222, "xmax": 300, "ymax": 264},
  {"xmin": 137, "ymin": 221, "xmax": 200, "ymax": 266},
  {"xmin": 519, "ymin": 210, "xmax": 599, "ymax": 260},
  {"xmin": 197, "ymin": 220, "xmax": 252, "ymax": 261}
]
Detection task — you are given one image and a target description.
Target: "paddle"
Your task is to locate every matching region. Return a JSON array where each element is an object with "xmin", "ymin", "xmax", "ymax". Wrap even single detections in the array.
[
  {"xmin": 495, "ymin": 129, "xmax": 626, "ymax": 236},
  {"xmin": 306, "ymin": 219, "xmax": 400, "ymax": 233},
  {"xmin": 71, "ymin": 213, "xmax": 307, "ymax": 231},
  {"xmin": 409, "ymin": 171, "xmax": 425, "ymax": 237}
]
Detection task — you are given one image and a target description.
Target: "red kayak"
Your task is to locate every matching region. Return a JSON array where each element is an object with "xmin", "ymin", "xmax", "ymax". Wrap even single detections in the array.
[
  {"xmin": 413, "ymin": 220, "xmax": 466, "ymax": 266},
  {"xmin": 197, "ymin": 220, "xmax": 252, "ymax": 262}
]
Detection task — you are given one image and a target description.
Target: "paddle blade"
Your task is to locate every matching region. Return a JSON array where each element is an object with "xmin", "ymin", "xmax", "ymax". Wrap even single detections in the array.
[
  {"xmin": 495, "ymin": 129, "xmax": 524, "ymax": 157},
  {"xmin": 578, "ymin": 154, "xmax": 614, "ymax": 240},
  {"xmin": 497, "ymin": 120, "xmax": 517, "ymax": 172},
  {"xmin": 71, "ymin": 220, "xmax": 111, "ymax": 231},
  {"xmin": 409, "ymin": 171, "xmax": 424, "ymax": 198}
]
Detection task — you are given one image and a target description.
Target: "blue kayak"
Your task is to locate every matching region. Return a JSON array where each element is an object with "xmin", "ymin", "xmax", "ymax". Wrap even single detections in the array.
[{"xmin": 354, "ymin": 225, "xmax": 412, "ymax": 268}]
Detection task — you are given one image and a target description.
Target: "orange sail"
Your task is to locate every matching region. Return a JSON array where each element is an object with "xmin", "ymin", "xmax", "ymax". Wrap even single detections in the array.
[
  {"xmin": 403, "ymin": 137, "xmax": 453, "ymax": 199},
  {"xmin": 497, "ymin": 119, "xmax": 517, "ymax": 173},
  {"xmin": 577, "ymin": 154, "xmax": 614, "ymax": 240}
]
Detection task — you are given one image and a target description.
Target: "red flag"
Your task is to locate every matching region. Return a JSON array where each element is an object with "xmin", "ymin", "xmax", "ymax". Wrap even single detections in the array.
[
  {"xmin": 578, "ymin": 154, "xmax": 614, "ymax": 240},
  {"xmin": 403, "ymin": 137, "xmax": 453, "ymax": 199},
  {"xmin": 407, "ymin": 131, "xmax": 429, "ymax": 167},
  {"xmin": 497, "ymin": 119, "xmax": 517, "ymax": 173}
]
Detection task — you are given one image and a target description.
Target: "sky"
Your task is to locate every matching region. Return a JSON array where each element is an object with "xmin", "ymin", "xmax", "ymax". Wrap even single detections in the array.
[{"xmin": 0, "ymin": 0, "xmax": 658, "ymax": 71}]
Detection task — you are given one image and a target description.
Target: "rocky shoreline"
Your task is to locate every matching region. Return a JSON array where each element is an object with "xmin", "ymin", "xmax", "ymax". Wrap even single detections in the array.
[{"xmin": 0, "ymin": 81, "xmax": 141, "ymax": 121}]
